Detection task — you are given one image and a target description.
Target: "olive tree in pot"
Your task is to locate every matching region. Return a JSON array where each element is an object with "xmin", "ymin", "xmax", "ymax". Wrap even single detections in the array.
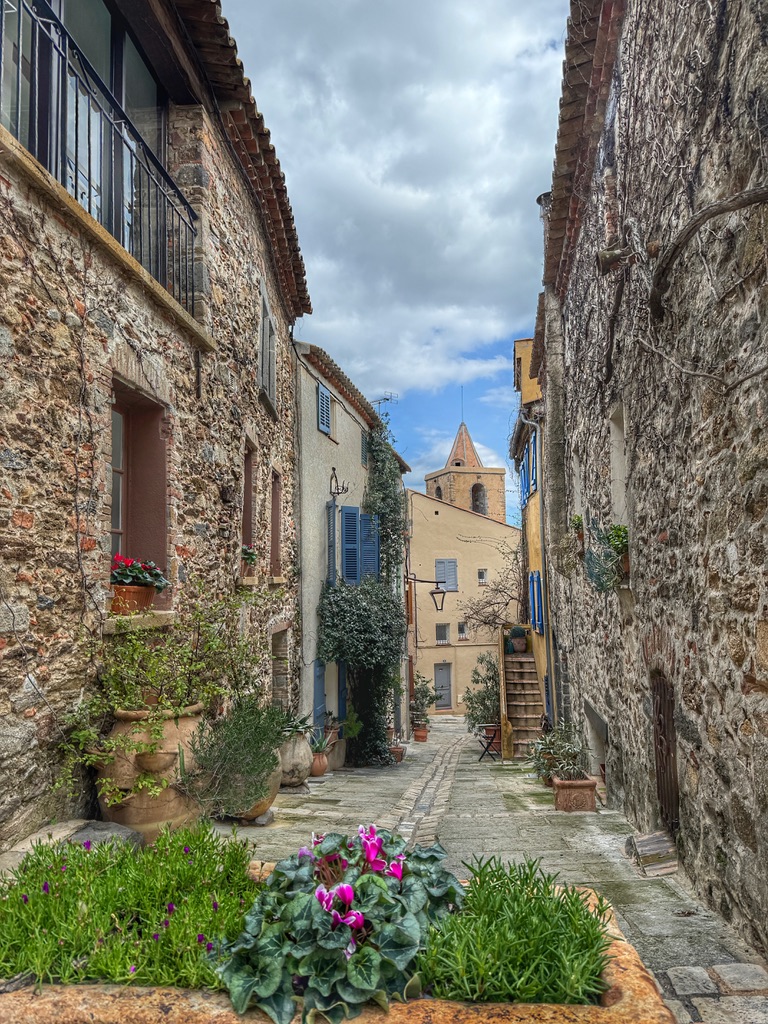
[
  {"xmin": 550, "ymin": 724, "xmax": 597, "ymax": 812},
  {"xmin": 462, "ymin": 652, "xmax": 501, "ymax": 750},
  {"xmin": 182, "ymin": 695, "xmax": 284, "ymax": 821},
  {"xmin": 278, "ymin": 712, "xmax": 314, "ymax": 788},
  {"xmin": 411, "ymin": 672, "xmax": 438, "ymax": 740}
]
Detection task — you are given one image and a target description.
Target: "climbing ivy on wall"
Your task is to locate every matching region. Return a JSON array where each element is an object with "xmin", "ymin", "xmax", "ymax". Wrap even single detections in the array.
[{"xmin": 317, "ymin": 417, "xmax": 407, "ymax": 765}]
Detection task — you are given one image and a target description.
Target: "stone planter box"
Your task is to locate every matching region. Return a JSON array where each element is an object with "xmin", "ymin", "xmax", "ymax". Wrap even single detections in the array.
[
  {"xmin": 553, "ymin": 776, "xmax": 598, "ymax": 812},
  {"xmin": 1, "ymin": 913, "xmax": 673, "ymax": 1023}
]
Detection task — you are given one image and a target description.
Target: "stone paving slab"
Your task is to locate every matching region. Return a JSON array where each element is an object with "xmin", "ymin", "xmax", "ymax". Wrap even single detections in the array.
[
  {"xmin": 691, "ymin": 995, "xmax": 768, "ymax": 1022},
  {"xmin": 711, "ymin": 962, "xmax": 768, "ymax": 992},
  {"xmin": 667, "ymin": 967, "xmax": 719, "ymax": 996}
]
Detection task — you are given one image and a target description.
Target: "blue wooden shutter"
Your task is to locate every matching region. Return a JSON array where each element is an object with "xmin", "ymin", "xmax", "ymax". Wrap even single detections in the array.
[
  {"xmin": 528, "ymin": 572, "xmax": 536, "ymax": 629},
  {"xmin": 318, "ymin": 383, "xmax": 331, "ymax": 434},
  {"xmin": 530, "ymin": 431, "xmax": 537, "ymax": 492},
  {"xmin": 341, "ymin": 506, "xmax": 360, "ymax": 583},
  {"xmin": 338, "ymin": 662, "xmax": 347, "ymax": 734},
  {"xmin": 521, "ymin": 444, "xmax": 529, "ymax": 506},
  {"xmin": 361, "ymin": 429, "xmax": 368, "ymax": 466},
  {"xmin": 360, "ymin": 513, "xmax": 380, "ymax": 579},
  {"xmin": 444, "ymin": 558, "xmax": 458, "ymax": 591},
  {"xmin": 326, "ymin": 500, "xmax": 337, "ymax": 584},
  {"xmin": 535, "ymin": 572, "xmax": 544, "ymax": 633}
]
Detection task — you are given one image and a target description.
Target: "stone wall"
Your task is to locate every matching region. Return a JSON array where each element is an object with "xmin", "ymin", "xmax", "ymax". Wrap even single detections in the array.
[
  {"xmin": 542, "ymin": 0, "xmax": 768, "ymax": 952},
  {"xmin": 0, "ymin": 97, "xmax": 300, "ymax": 849}
]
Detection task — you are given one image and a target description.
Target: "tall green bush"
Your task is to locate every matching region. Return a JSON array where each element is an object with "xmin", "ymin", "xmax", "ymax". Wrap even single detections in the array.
[{"xmin": 462, "ymin": 652, "xmax": 501, "ymax": 731}]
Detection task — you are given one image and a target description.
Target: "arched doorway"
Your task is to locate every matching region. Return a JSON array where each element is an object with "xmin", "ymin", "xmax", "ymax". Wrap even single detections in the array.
[
  {"xmin": 435, "ymin": 486, "xmax": 442, "ymax": 500},
  {"xmin": 651, "ymin": 671, "xmax": 680, "ymax": 834}
]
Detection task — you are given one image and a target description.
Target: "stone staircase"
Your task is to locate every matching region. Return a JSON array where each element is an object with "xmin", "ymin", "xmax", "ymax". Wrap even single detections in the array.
[{"xmin": 504, "ymin": 653, "xmax": 545, "ymax": 759}]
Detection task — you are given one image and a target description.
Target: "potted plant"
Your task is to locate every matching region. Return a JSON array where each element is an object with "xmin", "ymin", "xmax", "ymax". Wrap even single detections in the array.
[
  {"xmin": 606, "ymin": 523, "xmax": 629, "ymax": 577},
  {"xmin": 278, "ymin": 712, "xmax": 314, "ymax": 788},
  {"xmin": 57, "ymin": 586, "xmax": 275, "ymax": 840},
  {"xmin": 109, "ymin": 553, "xmax": 170, "ymax": 614},
  {"xmin": 388, "ymin": 734, "xmax": 406, "ymax": 762},
  {"xmin": 411, "ymin": 672, "xmax": 438, "ymax": 741},
  {"xmin": 182, "ymin": 695, "xmax": 284, "ymax": 821},
  {"xmin": 462, "ymin": 652, "xmax": 501, "ymax": 752},
  {"xmin": 322, "ymin": 711, "xmax": 342, "ymax": 744},
  {"xmin": 310, "ymin": 732, "xmax": 332, "ymax": 777},
  {"xmin": 551, "ymin": 726, "xmax": 597, "ymax": 812},
  {"xmin": 240, "ymin": 543, "xmax": 257, "ymax": 578},
  {"xmin": 506, "ymin": 624, "xmax": 528, "ymax": 653},
  {"xmin": 527, "ymin": 725, "xmax": 564, "ymax": 787}
]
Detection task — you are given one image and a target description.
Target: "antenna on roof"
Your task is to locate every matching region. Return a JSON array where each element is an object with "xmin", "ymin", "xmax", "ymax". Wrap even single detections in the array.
[
  {"xmin": 372, "ymin": 391, "xmax": 398, "ymax": 409},
  {"xmin": 461, "ymin": 386, "xmax": 464, "ymax": 422}
]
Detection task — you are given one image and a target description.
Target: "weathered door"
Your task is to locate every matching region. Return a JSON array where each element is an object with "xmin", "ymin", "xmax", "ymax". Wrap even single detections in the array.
[
  {"xmin": 651, "ymin": 671, "xmax": 680, "ymax": 834},
  {"xmin": 434, "ymin": 664, "xmax": 452, "ymax": 709}
]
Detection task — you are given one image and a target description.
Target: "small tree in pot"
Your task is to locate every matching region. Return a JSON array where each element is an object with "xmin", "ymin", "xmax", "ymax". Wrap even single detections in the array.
[{"xmin": 411, "ymin": 672, "xmax": 438, "ymax": 739}]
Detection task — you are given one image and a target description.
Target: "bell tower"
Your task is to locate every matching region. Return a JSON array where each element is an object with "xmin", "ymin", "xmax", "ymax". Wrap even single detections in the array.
[{"xmin": 424, "ymin": 423, "xmax": 506, "ymax": 523}]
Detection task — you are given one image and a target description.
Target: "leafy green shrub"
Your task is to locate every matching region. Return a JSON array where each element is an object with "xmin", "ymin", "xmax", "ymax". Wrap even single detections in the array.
[
  {"xmin": 418, "ymin": 858, "xmax": 612, "ymax": 1004},
  {"xmin": 462, "ymin": 652, "xmax": 501, "ymax": 731},
  {"xmin": 411, "ymin": 672, "xmax": 438, "ymax": 726},
  {"xmin": 216, "ymin": 826, "xmax": 464, "ymax": 1023},
  {"xmin": 184, "ymin": 696, "xmax": 284, "ymax": 817},
  {"xmin": 527, "ymin": 720, "xmax": 590, "ymax": 782},
  {"xmin": 0, "ymin": 822, "xmax": 258, "ymax": 987}
]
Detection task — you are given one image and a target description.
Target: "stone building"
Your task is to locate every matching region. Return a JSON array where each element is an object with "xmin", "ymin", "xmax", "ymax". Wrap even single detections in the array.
[
  {"xmin": 0, "ymin": 0, "xmax": 310, "ymax": 849},
  {"xmin": 294, "ymin": 342, "xmax": 409, "ymax": 745},
  {"xmin": 536, "ymin": 0, "xmax": 768, "ymax": 952}
]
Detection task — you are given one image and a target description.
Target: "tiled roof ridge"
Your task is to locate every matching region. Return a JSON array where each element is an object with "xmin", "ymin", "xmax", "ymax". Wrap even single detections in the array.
[
  {"xmin": 174, "ymin": 0, "xmax": 311, "ymax": 320},
  {"xmin": 543, "ymin": 0, "xmax": 627, "ymax": 299}
]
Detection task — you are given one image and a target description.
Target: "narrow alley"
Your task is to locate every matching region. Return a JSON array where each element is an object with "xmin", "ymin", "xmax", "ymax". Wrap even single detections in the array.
[{"xmin": 230, "ymin": 718, "xmax": 768, "ymax": 1024}]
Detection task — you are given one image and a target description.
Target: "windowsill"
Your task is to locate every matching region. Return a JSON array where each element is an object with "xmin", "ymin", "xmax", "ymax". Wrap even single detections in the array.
[
  {"xmin": 0, "ymin": 125, "xmax": 215, "ymax": 353},
  {"xmin": 436, "ymin": 641, "xmax": 451, "ymax": 646},
  {"xmin": 103, "ymin": 611, "xmax": 177, "ymax": 634},
  {"xmin": 238, "ymin": 576, "xmax": 261, "ymax": 587}
]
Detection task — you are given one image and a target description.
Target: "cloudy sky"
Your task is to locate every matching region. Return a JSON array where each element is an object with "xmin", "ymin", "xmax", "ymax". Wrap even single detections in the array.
[{"xmin": 224, "ymin": 0, "xmax": 571, "ymax": 521}]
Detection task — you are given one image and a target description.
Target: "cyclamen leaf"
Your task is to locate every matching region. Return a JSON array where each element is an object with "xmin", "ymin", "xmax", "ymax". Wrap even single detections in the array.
[
  {"xmin": 314, "ymin": 833, "xmax": 346, "ymax": 857},
  {"xmin": 257, "ymin": 922, "xmax": 289, "ymax": 959},
  {"xmin": 249, "ymin": 955, "xmax": 284, "ymax": 999},
  {"xmin": 298, "ymin": 952, "xmax": 347, "ymax": 997},
  {"xmin": 223, "ymin": 969, "xmax": 260, "ymax": 1015},
  {"xmin": 398, "ymin": 875, "xmax": 428, "ymax": 914},
  {"xmin": 346, "ymin": 944, "xmax": 382, "ymax": 993},
  {"xmin": 282, "ymin": 891, "xmax": 314, "ymax": 928},
  {"xmin": 376, "ymin": 913, "xmax": 421, "ymax": 970},
  {"xmin": 256, "ymin": 984, "xmax": 298, "ymax": 1024}
]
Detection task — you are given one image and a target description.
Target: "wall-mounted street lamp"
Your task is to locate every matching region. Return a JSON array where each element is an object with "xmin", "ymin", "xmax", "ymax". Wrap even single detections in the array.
[{"xmin": 408, "ymin": 574, "xmax": 448, "ymax": 612}]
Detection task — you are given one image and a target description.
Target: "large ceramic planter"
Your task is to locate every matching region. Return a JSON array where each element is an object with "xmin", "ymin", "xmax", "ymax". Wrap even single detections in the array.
[
  {"xmin": 1, "ymin": 910, "xmax": 674, "ymax": 1022},
  {"xmin": 237, "ymin": 758, "xmax": 283, "ymax": 821},
  {"xmin": 279, "ymin": 734, "xmax": 313, "ymax": 787},
  {"xmin": 553, "ymin": 775, "xmax": 597, "ymax": 812},
  {"xmin": 110, "ymin": 584, "xmax": 157, "ymax": 614},
  {"xmin": 327, "ymin": 737, "xmax": 346, "ymax": 771},
  {"xmin": 96, "ymin": 704, "xmax": 204, "ymax": 841}
]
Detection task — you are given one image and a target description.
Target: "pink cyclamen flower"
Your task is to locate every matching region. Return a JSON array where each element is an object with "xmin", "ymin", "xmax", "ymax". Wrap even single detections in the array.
[
  {"xmin": 385, "ymin": 860, "xmax": 404, "ymax": 881},
  {"xmin": 297, "ymin": 846, "xmax": 314, "ymax": 860},
  {"xmin": 331, "ymin": 909, "xmax": 364, "ymax": 929},
  {"xmin": 344, "ymin": 939, "xmax": 356, "ymax": 960},
  {"xmin": 314, "ymin": 885, "xmax": 334, "ymax": 913},
  {"xmin": 360, "ymin": 834, "xmax": 387, "ymax": 872},
  {"xmin": 335, "ymin": 883, "xmax": 354, "ymax": 906},
  {"xmin": 42, "ymin": 881, "xmax": 49, "ymax": 894},
  {"xmin": 82, "ymin": 840, "xmax": 92, "ymax": 851},
  {"xmin": 312, "ymin": 832, "xmax": 325, "ymax": 847}
]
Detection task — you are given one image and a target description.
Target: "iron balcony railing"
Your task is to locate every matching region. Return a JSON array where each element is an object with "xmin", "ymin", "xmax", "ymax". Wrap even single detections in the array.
[{"xmin": 0, "ymin": 0, "xmax": 196, "ymax": 313}]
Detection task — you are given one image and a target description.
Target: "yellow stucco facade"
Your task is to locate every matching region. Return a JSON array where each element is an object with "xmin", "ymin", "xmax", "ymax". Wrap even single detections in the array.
[{"xmin": 407, "ymin": 490, "xmax": 521, "ymax": 713}]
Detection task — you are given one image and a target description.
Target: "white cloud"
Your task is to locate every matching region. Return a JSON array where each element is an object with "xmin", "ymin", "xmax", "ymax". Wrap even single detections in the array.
[{"xmin": 224, "ymin": 0, "xmax": 570, "ymax": 399}]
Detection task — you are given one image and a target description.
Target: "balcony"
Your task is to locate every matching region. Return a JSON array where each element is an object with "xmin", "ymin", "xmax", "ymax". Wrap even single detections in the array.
[{"xmin": 0, "ymin": 0, "xmax": 196, "ymax": 313}]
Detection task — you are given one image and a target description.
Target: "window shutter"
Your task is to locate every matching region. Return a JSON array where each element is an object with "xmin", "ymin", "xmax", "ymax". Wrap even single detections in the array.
[
  {"xmin": 528, "ymin": 572, "xmax": 536, "ymax": 629},
  {"xmin": 530, "ymin": 431, "xmax": 537, "ymax": 492},
  {"xmin": 445, "ymin": 558, "xmax": 458, "ymax": 591},
  {"xmin": 341, "ymin": 506, "xmax": 360, "ymax": 584},
  {"xmin": 361, "ymin": 429, "xmax": 368, "ymax": 466},
  {"xmin": 435, "ymin": 558, "xmax": 447, "ymax": 585},
  {"xmin": 360, "ymin": 513, "xmax": 380, "ymax": 579},
  {"xmin": 535, "ymin": 571, "xmax": 544, "ymax": 633},
  {"xmin": 326, "ymin": 500, "xmax": 337, "ymax": 584},
  {"xmin": 318, "ymin": 384, "xmax": 332, "ymax": 434}
]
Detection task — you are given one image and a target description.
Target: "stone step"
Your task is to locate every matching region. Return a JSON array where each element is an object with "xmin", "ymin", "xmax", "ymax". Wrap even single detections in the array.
[{"xmin": 504, "ymin": 654, "xmax": 535, "ymax": 662}]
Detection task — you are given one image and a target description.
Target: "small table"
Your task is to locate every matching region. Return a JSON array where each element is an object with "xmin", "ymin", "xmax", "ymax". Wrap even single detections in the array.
[{"xmin": 477, "ymin": 724, "xmax": 500, "ymax": 761}]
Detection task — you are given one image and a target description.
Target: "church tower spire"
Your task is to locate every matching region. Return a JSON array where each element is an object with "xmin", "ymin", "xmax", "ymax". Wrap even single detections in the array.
[{"xmin": 424, "ymin": 423, "xmax": 506, "ymax": 523}]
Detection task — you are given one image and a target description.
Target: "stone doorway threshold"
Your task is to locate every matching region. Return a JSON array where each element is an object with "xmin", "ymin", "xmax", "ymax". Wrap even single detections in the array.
[{"xmin": 627, "ymin": 830, "xmax": 678, "ymax": 877}]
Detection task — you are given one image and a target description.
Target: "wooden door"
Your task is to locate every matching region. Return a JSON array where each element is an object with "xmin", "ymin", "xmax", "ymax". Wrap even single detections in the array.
[{"xmin": 651, "ymin": 671, "xmax": 680, "ymax": 835}]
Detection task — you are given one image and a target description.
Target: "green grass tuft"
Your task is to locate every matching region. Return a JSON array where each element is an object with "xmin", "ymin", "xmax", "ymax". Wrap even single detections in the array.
[
  {"xmin": 417, "ymin": 857, "xmax": 613, "ymax": 1005},
  {"xmin": 0, "ymin": 820, "xmax": 259, "ymax": 987}
]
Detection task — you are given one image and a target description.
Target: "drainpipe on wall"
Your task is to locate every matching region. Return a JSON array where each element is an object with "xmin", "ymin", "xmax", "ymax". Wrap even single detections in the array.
[{"xmin": 520, "ymin": 413, "xmax": 556, "ymax": 721}]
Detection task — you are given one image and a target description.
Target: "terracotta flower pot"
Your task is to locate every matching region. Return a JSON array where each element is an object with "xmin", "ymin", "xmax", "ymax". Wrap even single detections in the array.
[
  {"xmin": 511, "ymin": 637, "xmax": 528, "ymax": 653},
  {"xmin": 552, "ymin": 776, "xmax": 597, "ymax": 812},
  {"xmin": 237, "ymin": 759, "xmax": 283, "ymax": 821},
  {"xmin": 110, "ymin": 585, "xmax": 156, "ymax": 614},
  {"xmin": 389, "ymin": 745, "xmax": 405, "ymax": 763},
  {"xmin": 413, "ymin": 725, "xmax": 428, "ymax": 742},
  {"xmin": 310, "ymin": 751, "xmax": 328, "ymax": 777}
]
